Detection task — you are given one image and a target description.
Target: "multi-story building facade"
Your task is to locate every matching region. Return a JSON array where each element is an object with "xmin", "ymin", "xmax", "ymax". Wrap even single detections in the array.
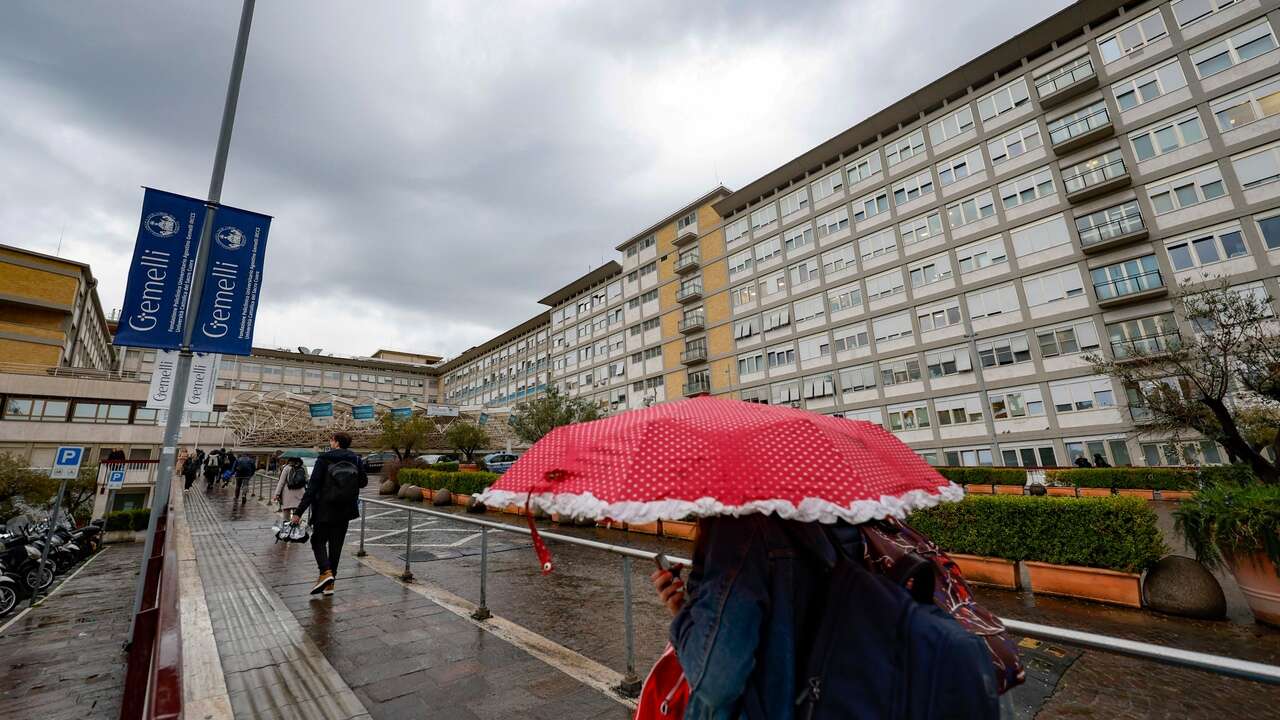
[
  {"xmin": 696, "ymin": 0, "xmax": 1280, "ymax": 468},
  {"xmin": 437, "ymin": 313, "xmax": 551, "ymax": 408},
  {"xmin": 0, "ymin": 243, "xmax": 114, "ymax": 371},
  {"xmin": 543, "ymin": 263, "xmax": 630, "ymax": 409}
]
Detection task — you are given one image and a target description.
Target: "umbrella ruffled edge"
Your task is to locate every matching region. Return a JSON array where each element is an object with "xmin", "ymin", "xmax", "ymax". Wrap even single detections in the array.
[{"xmin": 475, "ymin": 482, "xmax": 964, "ymax": 525}]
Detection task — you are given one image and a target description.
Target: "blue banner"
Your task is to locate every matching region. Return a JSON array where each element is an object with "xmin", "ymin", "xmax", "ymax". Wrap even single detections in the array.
[
  {"xmin": 309, "ymin": 402, "xmax": 333, "ymax": 418},
  {"xmin": 113, "ymin": 188, "xmax": 207, "ymax": 350},
  {"xmin": 190, "ymin": 203, "xmax": 272, "ymax": 355},
  {"xmin": 390, "ymin": 407, "xmax": 413, "ymax": 419},
  {"xmin": 351, "ymin": 405, "xmax": 374, "ymax": 421}
]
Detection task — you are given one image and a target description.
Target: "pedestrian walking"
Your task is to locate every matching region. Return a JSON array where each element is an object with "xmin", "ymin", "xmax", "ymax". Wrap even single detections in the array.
[
  {"xmin": 291, "ymin": 432, "xmax": 367, "ymax": 596},
  {"xmin": 181, "ymin": 449, "xmax": 199, "ymax": 492},
  {"xmin": 203, "ymin": 450, "xmax": 219, "ymax": 492},
  {"xmin": 232, "ymin": 453, "xmax": 256, "ymax": 504},
  {"xmin": 221, "ymin": 450, "xmax": 236, "ymax": 487},
  {"xmin": 273, "ymin": 457, "xmax": 308, "ymax": 525}
]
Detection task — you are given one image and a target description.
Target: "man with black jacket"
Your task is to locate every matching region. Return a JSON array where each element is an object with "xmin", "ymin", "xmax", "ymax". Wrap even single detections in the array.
[{"xmin": 292, "ymin": 432, "xmax": 368, "ymax": 596}]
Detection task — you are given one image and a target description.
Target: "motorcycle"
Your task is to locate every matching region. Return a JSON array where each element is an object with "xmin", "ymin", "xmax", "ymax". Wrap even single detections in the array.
[
  {"xmin": 0, "ymin": 560, "xmax": 19, "ymax": 615},
  {"xmin": 0, "ymin": 534, "xmax": 52, "ymax": 595}
]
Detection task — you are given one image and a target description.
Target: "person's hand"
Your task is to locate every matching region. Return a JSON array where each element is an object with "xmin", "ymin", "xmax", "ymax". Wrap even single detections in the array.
[
  {"xmin": 650, "ymin": 566, "xmax": 685, "ymax": 617},
  {"xmin": 272, "ymin": 495, "xmax": 280, "ymax": 503},
  {"xmin": 290, "ymin": 514, "xmax": 302, "ymax": 526}
]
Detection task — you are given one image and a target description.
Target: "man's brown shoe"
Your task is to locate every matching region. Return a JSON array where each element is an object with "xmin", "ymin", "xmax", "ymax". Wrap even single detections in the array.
[{"xmin": 310, "ymin": 571, "xmax": 334, "ymax": 595}]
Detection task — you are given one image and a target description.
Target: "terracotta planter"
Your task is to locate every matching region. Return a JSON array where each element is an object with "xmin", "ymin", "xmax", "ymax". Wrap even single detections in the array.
[
  {"xmin": 994, "ymin": 484, "xmax": 1025, "ymax": 495},
  {"xmin": 452, "ymin": 493, "xmax": 471, "ymax": 507},
  {"xmin": 1158, "ymin": 490, "xmax": 1195, "ymax": 501},
  {"xmin": 951, "ymin": 554, "xmax": 1019, "ymax": 589},
  {"xmin": 1024, "ymin": 561, "xmax": 1142, "ymax": 607},
  {"xmin": 504, "ymin": 503, "xmax": 521, "ymax": 515},
  {"xmin": 1077, "ymin": 487, "xmax": 1112, "ymax": 497},
  {"xmin": 1226, "ymin": 551, "xmax": 1280, "ymax": 626},
  {"xmin": 1046, "ymin": 486, "xmax": 1077, "ymax": 497},
  {"xmin": 1118, "ymin": 489, "xmax": 1154, "ymax": 500},
  {"xmin": 597, "ymin": 518, "xmax": 622, "ymax": 530},
  {"xmin": 662, "ymin": 520, "xmax": 698, "ymax": 541},
  {"xmin": 964, "ymin": 484, "xmax": 994, "ymax": 495},
  {"xmin": 627, "ymin": 521, "xmax": 660, "ymax": 535},
  {"xmin": 459, "ymin": 463, "xmax": 479, "ymax": 471}
]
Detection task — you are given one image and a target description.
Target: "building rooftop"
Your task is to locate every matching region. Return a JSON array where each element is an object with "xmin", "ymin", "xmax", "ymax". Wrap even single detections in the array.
[
  {"xmin": 434, "ymin": 311, "xmax": 552, "ymax": 374},
  {"xmin": 537, "ymin": 261, "xmax": 623, "ymax": 308},
  {"xmin": 614, "ymin": 185, "xmax": 732, "ymax": 251}
]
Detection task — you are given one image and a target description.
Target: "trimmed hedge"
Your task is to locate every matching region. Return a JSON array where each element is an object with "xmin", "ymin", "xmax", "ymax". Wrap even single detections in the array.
[
  {"xmin": 1197, "ymin": 464, "xmax": 1257, "ymax": 488},
  {"xmin": 910, "ymin": 495, "xmax": 1165, "ymax": 573},
  {"xmin": 431, "ymin": 461, "xmax": 460, "ymax": 473},
  {"xmin": 398, "ymin": 468, "xmax": 497, "ymax": 496},
  {"xmin": 1046, "ymin": 467, "xmax": 1196, "ymax": 491},
  {"xmin": 936, "ymin": 467, "xmax": 1027, "ymax": 486},
  {"xmin": 103, "ymin": 508, "xmax": 151, "ymax": 532}
]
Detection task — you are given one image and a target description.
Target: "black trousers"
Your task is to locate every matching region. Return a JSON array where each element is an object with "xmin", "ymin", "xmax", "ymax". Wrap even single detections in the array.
[
  {"xmin": 311, "ymin": 520, "xmax": 349, "ymax": 575},
  {"xmin": 183, "ymin": 473, "xmax": 196, "ymax": 490},
  {"xmin": 233, "ymin": 475, "xmax": 250, "ymax": 498}
]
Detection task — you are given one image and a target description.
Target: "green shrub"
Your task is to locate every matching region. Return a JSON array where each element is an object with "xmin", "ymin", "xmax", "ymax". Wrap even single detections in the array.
[
  {"xmin": 432, "ymin": 461, "xmax": 460, "ymax": 473},
  {"xmin": 1197, "ymin": 464, "xmax": 1257, "ymax": 489},
  {"xmin": 129, "ymin": 508, "xmax": 152, "ymax": 531},
  {"xmin": 910, "ymin": 495, "xmax": 1165, "ymax": 573},
  {"xmin": 1175, "ymin": 482, "xmax": 1280, "ymax": 570},
  {"xmin": 936, "ymin": 467, "xmax": 1026, "ymax": 486},
  {"xmin": 398, "ymin": 469, "xmax": 498, "ymax": 496},
  {"xmin": 1044, "ymin": 467, "xmax": 1195, "ymax": 491},
  {"xmin": 103, "ymin": 511, "xmax": 132, "ymax": 531}
]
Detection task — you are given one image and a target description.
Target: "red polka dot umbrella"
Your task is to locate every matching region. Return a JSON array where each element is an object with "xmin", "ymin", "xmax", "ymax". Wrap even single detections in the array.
[{"xmin": 478, "ymin": 396, "xmax": 960, "ymax": 570}]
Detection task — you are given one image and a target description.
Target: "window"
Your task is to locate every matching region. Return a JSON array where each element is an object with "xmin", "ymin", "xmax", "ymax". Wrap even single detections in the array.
[
  {"xmin": 677, "ymin": 212, "xmax": 697, "ymax": 230},
  {"xmin": 798, "ymin": 334, "xmax": 831, "ymax": 361},
  {"xmin": 909, "ymin": 255, "xmax": 952, "ymax": 288},
  {"xmin": 816, "ymin": 207, "xmax": 850, "ymax": 238},
  {"xmin": 1173, "ymin": 0, "xmax": 1238, "ymax": 28},
  {"xmin": 638, "ymin": 234, "xmax": 656, "ymax": 251},
  {"xmin": 998, "ymin": 166, "xmax": 1055, "ymax": 209},
  {"xmin": 1166, "ymin": 225, "xmax": 1249, "ymax": 270},
  {"xmin": 794, "ymin": 295, "xmax": 826, "ymax": 324},
  {"xmin": 1075, "ymin": 201, "xmax": 1145, "ymax": 247},
  {"xmin": 763, "ymin": 306, "xmax": 791, "ymax": 332},
  {"xmin": 644, "ymin": 346, "xmax": 662, "ymax": 360},
  {"xmin": 740, "ymin": 386, "xmax": 769, "ymax": 404},
  {"xmin": 767, "ymin": 343, "xmax": 796, "ymax": 368},
  {"xmin": 70, "ymin": 401, "xmax": 132, "ymax": 424},
  {"xmin": 726, "ymin": 217, "xmax": 750, "ymax": 246},
  {"xmin": 1148, "ymin": 164, "xmax": 1227, "ymax": 213},
  {"xmin": 1011, "ymin": 214, "xmax": 1070, "ymax": 257},
  {"xmin": 854, "ymin": 189, "xmax": 890, "ymax": 223},
  {"xmin": 866, "ymin": 268, "xmax": 905, "ymax": 299},
  {"xmin": 780, "ymin": 187, "xmax": 809, "ymax": 217},
  {"xmin": 881, "ymin": 356, "xmax": 923, "ymax": 386},
  {"xmin": 928, "ymin": 105, "xmax": 975, "ymax": 145},
  {"xmin": 751, "ymin": 203, "xmax": 779, "ymax": 231},
  {"xmin": 885, "ymin": 129, "xmax": 926, "ymax": 167},
  {"xmin": 788, "ymin": 258, "xmax": 821, "ymax": 286},
  {"xmin": 1091, "ymin": 254, "xmax": 1163, "ymax": 300},
  {"xmin": 728, "ymin": 249, "xmax": 754, "ymax": 279},
  {"xmin": 1035, "ymin": 54, "xmax": 1095, "ymax": 97},
  {"xmin": 1112, "ymin": 58, "xmax": 1188, "ymax": 112},
  {"xmin": 946, "ymin": 190, "xmax": 995, "ymax": 229},
  {"xmin": 873, "ymin": 312, "xmax": 913, "ymax": 342},
  {"xmin": 811, "ymin": 169, "xmax": 844, "ymax": 202},
  {"xmin": 821, "ymin": 243, "xmax": 857, "ymax": 277},
  {"xmin": 2, "ymin": 397, "xmax": 69, "ymax": 422},
  {"xmin": 987, "ymin": 122, "xmax": 1042, "ymax": 166},
  {"xmin": 965, "ymin": 284, "xmax": 1019, "ymax": 319},
  {"xmin": 1098, "ymin": 9, "xmax": 1168, "ymax": 63},
  {"xmin": 738, "ymin": 352, "xmax": 765, "ymax": 376},
  {"xmin": 1047, "ymin": 101, "xmax": 1110, "ymax": 145},
  {"xmin": 731, "ymin": 283, "xmax": 757, "ymax": 309},
  {"xmin": 754, "ymin": 235, "xmax": 782, "ymax": 265},
  {"xmin": 639, "ymin": 289, "xmax": 658, "ymax": 304},
  {"xmin": 977, "ymin": 332, "xmax": 1032, "ymax": 368},
  {"xmin": 888, "ymin": 403, "xmax": 931, "ymax": 431},
  {"xmin": 1259, "ymin": 212, "xmax": 1280, "ymax": 250},
  {"xmin": 1036, "ymin": 318, "xmax": 1101, "ymax": 357},
  {"xmin": 1142, "ymin": 440, "xmax": 1223, "ymax": 466},
  {"xmin": 1191, "ymin": 19, "xmax": 1278, "ymax": 78},
  {"xmin": 858, "ymin": 227, "xmax": 897, "ymax": 261},
  {"xmin": 784, "ymin": 225, "xmax": 814, "ymax": 254},
  {"xmin": 1108, "ymin": 313, "xmax": 1181, "ymax": 358},
  {"xmin": 827, "ymin": 282, "xmax": 863, "ymax": 313},
  {"xmin": 937, "ymin": 147, "xmax": 984, "ymax": 187},
  {"xmin": 639, "ymin": 261, "xmax": 657, "ymax": 276},
  {"xmin": 771, "ymin": 380, "xmax": 802, "ymax": 405},
  {"xmin": 1233, "ymin": 142, "xmax": 1280, "ymax": 188},
  {"xmin": 734, "ymin": 315, "xmax": 762, "ymax": 341},
  {"xmin": 641, "ymin": 317, "xmax": 660, "ymax": 332},
  {"xmin": 917, "ymin": 298, "xmax": 962, "ymax": 332},
  {"xmin": 899, "ymin": 211, "xmax": 944, "ymax": 247},
  {"xmin": 845, "ymin": 408, "xmax": 884, "ymax": 426},
  {"xmin": 1051, "ymin": 377, "xmax": 1116, "ymax": 412},
  {"xmin": 944, "ymin": 447, "xmax": 993, "ymax": 466},
  {"xmin": 840, "ymin": 364, "xmax": 877, "ymax": 392},
  {"xmin": 1212, "ymin": 76, "xmax": 1280, "ymax": 132},
  {"xmin": 1023, "ymin": 265, "xmax": 1085, "ymax": 307},
  {"xmin": 803, "ymin": 372, "xmax": 835, "ymax": 399},
  {"xmin": 1130, "ymin": 113, "xmax": 1206, "ymax": 161},
  {"xmin": 892, "ymin": 171, "xmax": 934, "ymax": 206},
  {"xmin": 925, "ymin": 346, "xmax": 973, "ymax": 378},
  {"xmin": 846, "ymin": 151, "xmax": 883, "ymax": 184},
  {"xmin": 833, "ymin": 323, "xmax": 870, "ymax": 352},
  {"xmin": 977, "ymin": 78, "xmax": 1031, "ymax": 122},
  {"xmin": 935, "ymin": 395, "xmax": 984, "ymax": 425},
  {"xmin": 957, "ymin": 235, "xmax": 1008, "ymax": 273},
  {"xmin": 758, "ymin": 271, "xmax": 787, "ymax": 303},
  {"xmin": 989, "ymin": 387, "xmax": 1046, "ymax": 419}
]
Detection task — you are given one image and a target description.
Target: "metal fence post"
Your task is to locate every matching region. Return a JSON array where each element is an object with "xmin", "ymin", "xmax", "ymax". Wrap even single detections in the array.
[
  {"xmin": 618, "ymin": 556, "xmax": 641, "ymax": 697},
  {"xmin": 356, "ymin": 499, "xmax": 367, "ymax": 557},
  {"xmin": 471, "ymin": 526, "xmax": 491, "ymax": 621},
  {"xmin": 400, "ymin": 508, "xmax": 414, "ymax": 582}
]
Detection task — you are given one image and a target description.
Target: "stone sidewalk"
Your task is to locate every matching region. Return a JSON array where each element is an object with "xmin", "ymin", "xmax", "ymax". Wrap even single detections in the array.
[
  {"xmin": 0, "ymin": 542, "xmax": 142, "ymax": 720},
  {"xmin": 187, "ymin": 484, "xmax": 630, "ymax": 719}
]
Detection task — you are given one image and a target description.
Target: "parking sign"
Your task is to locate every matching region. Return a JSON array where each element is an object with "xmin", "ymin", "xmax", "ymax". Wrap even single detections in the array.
[
  {"xmin": 51, "ymin": 446, "xmax": 84, "ymax": 479},
  {"xmin": 108, "ymin": 470, "xmax": 126, "ymax": 489}
]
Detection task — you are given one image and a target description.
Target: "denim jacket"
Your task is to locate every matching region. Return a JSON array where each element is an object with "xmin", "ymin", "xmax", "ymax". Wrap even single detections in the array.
[{"xmin": 670, "ymin": 515, "xmax": 856, "ymax": 720}]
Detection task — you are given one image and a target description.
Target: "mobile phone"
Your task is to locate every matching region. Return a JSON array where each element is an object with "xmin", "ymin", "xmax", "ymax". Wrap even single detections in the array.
[{"xmin": 654, "ymin": 553, "xmax": 682, "ymax": 579}]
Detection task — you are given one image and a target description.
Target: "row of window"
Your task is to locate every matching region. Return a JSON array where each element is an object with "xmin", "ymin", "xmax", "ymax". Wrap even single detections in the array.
[{"xmin": 2, "ymin": 396, "xmax": 226, "ymax": 427}]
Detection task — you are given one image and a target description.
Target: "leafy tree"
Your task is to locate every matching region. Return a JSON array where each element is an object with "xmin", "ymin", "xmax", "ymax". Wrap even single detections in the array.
[
  {"xmin": 0, "ymin": 452, "xmax": 43, "ymax": 521},
  {"xmin": 1088, "ymin": 281, "xmax": 1280, "ymax": 483},
  {"xmin": 509, "ymin": 387, "xmax": 601, "ymax": 444},
  {"xmin": 377, "ymin": 413, "xmax": 434, "ymax": 460},
  {"xmin": 59, "ymin": 465, "xmax": 99, "ymax": 525},
  {"xmin": 445, "ymin": 422, "xmax": 490, "ymax": 463}
]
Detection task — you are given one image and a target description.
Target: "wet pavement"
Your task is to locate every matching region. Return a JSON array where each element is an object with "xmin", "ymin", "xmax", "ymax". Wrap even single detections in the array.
[{"xmin": 0, "ymin": 542, "xmax": 141, "ymax": 720}]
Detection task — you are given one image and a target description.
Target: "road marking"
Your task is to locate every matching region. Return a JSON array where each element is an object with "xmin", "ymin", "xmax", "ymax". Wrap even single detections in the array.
[
  {"xmin": 360, "ymin": 522, "xmax": 437, "ymax": 543},
  {"xmin": 0, "ymin": 545, "xmax": 112, "ymax": 636}
]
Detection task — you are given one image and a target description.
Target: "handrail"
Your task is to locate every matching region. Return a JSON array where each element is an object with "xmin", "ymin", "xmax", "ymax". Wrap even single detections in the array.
[
  {"xmin": 359, "ymin": 495, "xmax": 1280, "ymax": 686},
  {"xmin": 1078, "ymin": 211, "xmax": 1145, "ymax": 246},
  {"xmin": 1035, "ymin": 55, "xmax": 1094, "ymax": 95},
  {"xmin": 1094, "ymin": 269, "xmax": 1164, "ymax": 299},
  {"xmin": 1049, "ymin": 104, "xmax": 1110, "ymax": 144},
  {"xmin": 120, "ymin": 485, "xmax": 183, "ymax": 719},
  {"xmin": 1063, "ymin": 155, "xmax": 1128, "ymax": 193}
]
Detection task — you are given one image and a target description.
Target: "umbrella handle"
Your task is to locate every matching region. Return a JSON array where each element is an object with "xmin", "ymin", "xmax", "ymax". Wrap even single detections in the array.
[{"xmin": 525, "ymin": 494, "xmax": 553, "ymax": 574}]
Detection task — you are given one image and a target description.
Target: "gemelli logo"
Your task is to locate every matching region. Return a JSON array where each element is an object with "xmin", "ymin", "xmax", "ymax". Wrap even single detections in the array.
[
  {"xmin": 215, "ymin": 226, "xmax": 246, "ymax": 251},
  {"xmin": 143, "ymin": 212, "xmax": 179, "ymax": 238}
]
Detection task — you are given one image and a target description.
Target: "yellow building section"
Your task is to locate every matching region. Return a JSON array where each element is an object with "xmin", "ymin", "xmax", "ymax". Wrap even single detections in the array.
[
  {"xmin": 0, "ymin": 260, "xmax": 78, "ymax": 307},
  {"xmin": 664, "ymin": 370, "xmax": 686, "ymax": 401},
  {"xmin": 0, "ymin": 319, "xmax": 62, "ymax": 341},
  {"xmin": 709, "ymin": 357, "xmax": 735, "ymax": 394},
  {"xmin": 698, "ymin": 226, "xmax": 725, "ymax": 262},
  {"xmin": 661, "ymin": 337, "xmax": 683, "ymax": 368},
  {"xmin": 703, "ymin": 288, "xmax": 732, "ymax": 326},
  {"xmin": 0, "ymin": 338, "xmax": 61, "ymax": 366},
  {"xmin": 658, "ymin": 280, "xmax": 678, "ymax": 309},
  {"xmin": 701, "ymin": 258, "xmax": 728, "ymax": 294},
  {"xmin": 660, "ymin": 308, "xmax": 680, "ymax": 337},
  {"xmin": 0, "ymin": 305, "xmax": 65, "ymax": 332},
  {"xmin": 707, "ymin": 323, "xmax": 734, "ymax": 359},
  {"xmin": 654, "ymin": 222, "xmax": 678, "ymax": 258}
]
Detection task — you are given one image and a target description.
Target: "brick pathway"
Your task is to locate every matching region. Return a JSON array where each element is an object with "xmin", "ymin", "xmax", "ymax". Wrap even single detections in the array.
[{"xmin": 0, "ymin": 542, "xmax": 141, "ymax": 720}]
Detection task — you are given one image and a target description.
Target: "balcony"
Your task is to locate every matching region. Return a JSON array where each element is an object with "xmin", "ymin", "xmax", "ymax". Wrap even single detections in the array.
[
  {"xmin": 678, "ymin": 312, "xmax": 705, "ymax": 333},
  {"xmin": 1077, "ymin": 209, "xmax": 1148, "ymax": 255},
  {"xmin": 676, "ymin": 282, "xmax": 703, "ymax": 303},
  {"xmin": 683, "ymin": 375, "xmax": 711, "ymax": 396},
  {"xmin": 675, "ymin": 252, "xmax": 701, "ymax": 274},
  {"xmin": 681, "ymin": 344, "xmax": 708, "ymax": 365},
  {"xmin": 674, "ymin": 226, "xmax": 699, "ymax": 246},
  {"xmin": 1048, "ymin": 104, "xmax": 1113, "ymax": 154},
  {"xmin": 1034, "ymin": 55, "xmax": 1098, "ymax": 109},
  {"xmin": 1093, "ymin": 269, "xmax": 1167, "ymax": 307},
  {"xmin": 1111, "ymin": 331, "xmax": 1182, "ymax": 361},
  {"xmin": 1063, "ymin": 152, "xmax": 1131, "ymax": 203}
]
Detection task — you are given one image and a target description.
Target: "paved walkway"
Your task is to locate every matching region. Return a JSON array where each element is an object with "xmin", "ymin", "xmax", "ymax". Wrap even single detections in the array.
[
  {"xmin": 186, "ymin": 484, "xmax": 629, "ymax": 719},
  {"xmin": 0, "ymin": 542, "xmax": 141, "ymax": 720}
]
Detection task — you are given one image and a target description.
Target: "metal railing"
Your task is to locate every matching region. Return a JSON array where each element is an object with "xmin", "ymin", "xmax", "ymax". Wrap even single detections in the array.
[
  {"xmin": 1110, "ymin": 331, "xmax": 1182, "ymax": 359},
  {"xmin": 1063, "ymin": 154, "xmax": 1128, "ymax": 195},
  {"xmin": 681, "ymin": 345, "xmax": 708, "ymax": 364},
  {"xmin": 354, "ymin": 495, "xmax": 1280, "ymax": 691},
  {"xmin": 1035, "ymin": 55, "xmax": 1095, "ymax": 96},
  {"xmin": 678, "ymin": 313, "xmax": 705, "ymax": 332},
  {"xmin": 121, "ymin": 488, "xmax": 183, "ymax": 719},
  {"xmin": 674, "ymin": 252, "xmax": 701, "ymax": 273},
  {"xmin": 1077, "ymin": 210, "xmax": 1146, "ymax": 247},
  {"xmin": 1094, "ymin": 268, "xmax": 1165, "ymax": 301},
  {"xmin": 676, "ymin": 282, "xmax": 703, "ymax": 301},
  {"xmin": 1048, "ymin": 104, "xmax": 1111, "ymax": 145},
  {"xmin": 0, "ymin": 361, "xmax": 144, "ymax": 382},
  {"xmin": 683, "ymin": 377, "xmax": 712, "ymax": 396}
]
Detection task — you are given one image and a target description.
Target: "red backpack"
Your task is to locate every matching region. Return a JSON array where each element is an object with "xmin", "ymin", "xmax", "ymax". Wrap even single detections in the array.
[{"xmin": 633, "ymin": 644, "xmax": 689, "ymax": 720}]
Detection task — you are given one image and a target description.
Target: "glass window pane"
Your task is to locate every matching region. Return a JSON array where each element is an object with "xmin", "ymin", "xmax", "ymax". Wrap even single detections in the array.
[{"xmin": 1133, "ymin": 134, "xmax": 1156, "ymax": 160}]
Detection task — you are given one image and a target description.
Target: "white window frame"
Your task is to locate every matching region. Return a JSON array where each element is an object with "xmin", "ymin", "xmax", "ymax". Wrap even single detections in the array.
[
  {"xmin": 892, "ymin": 170, "xmax": 935, "ymax": 206},
  {"xmin": 1022, "ymin": 264, "xmax": 1085, "ymax": 308},
  {"xmin": 1164, "ymin": 222, "xmax": 1250, "ymax": 271},
  {"xmin": 753, "ymin": 235, "xmax": 782, "ymax": 264},
  {"xmin": 928, "ymin": 105, "xmax": 976, "ymax": 145},
  {"xmin": 811, "ymin": 169, "xmax": 844, "ymax": 202},
  {"xmin": 815, "ymin": 206, "xmax": 850, "ymax": 239},
  {"xmin": 784, "ymin": 225, "xmax": 815, "ymax": 255},
  {"xmin": 1172, "ymin": 0, "xmax": 1239, "ymax": 29},
  {"xmin": 728, "ymin": 249, "xmax": 754, "ymax": 279},
  {"xmin": 1010, "ymin": 214, "xmax": 1070, "ymax": 257},
  {"xmin": 1231, "ymin": 141, "xmax": 1280, "ymax": 188},
  {"xmin": 1190, "ymin": 18, "xmax": 1279, "ymax": 79},
  {"xmin": 899, "ymin": 211, "xmax": 944, "ymax": 247},
  {"xmin": 1050, "ymin": 377, "xmax": 1116, "ymax": 413},
  {"xmin": 989, "ymin": 386, "xmax": 1046, "ymax": 419},
  {"xmin": 885, "ymin": 129, "xmax": 926, "ymax": 167},
  {"xmin": 858, "ymin": 227, "xmax": 897, "ymax": 261},
  {"xmin": 750, "ymin": 203, "xmax": 778, "ymax": 231},
  {"xmin": 976, "ymin": 331, "xmax": 1032, "ymax": 368},
  {"xmin": 1146, "ymin": 163, "xmax": 1228, "ymax": 214},
  {"xmin": 1036, "ymin": 318, "xmax": 1101, "ymax": 358},
  {"xmin": 917, "ymin": 297, "xmax": 962, "ymax": 332},
  {"xmin": 846, "ymin": 151, "xmax": 883, "ymax": 185},
  {"xmin": 965, "ymin": 283, "xmax": 1019, "ymax": 319},
  {"xmin": 977, "ymin": 77, "xmax": 1031, "ymax": 122},
  {"xmin": 1111, "ymin": 58, "xmax": 1188, "ymax": 112},
  {"xmin": 997, "ymin": 166, "xmax": 1056, "ymax": 210},
  {"xmin": 873, "ymin": 312, "xmax": 913, "ymax": 343},
  {"xmin": 854, "ymin": 189, "xmax": 890, "ymax": 223},
  {"xmin": 780, "ymin": 187, "xmax": 810, "ymax": 217},
  {"xmin": 1210, "ymin": 75, "xmax": 1280, "ymax": 132},
  {"xmin": 866, "ymin": 268, "xmax": 906, "ymax": 299},
  {"xmin": 956, "ymin": 235, "xmax": 1009, "ymax": 274},
  {"xmin": 827, "ymin": 282, "xmax": 864, "ymax": 313},
  {"xmin": 832, "ymin": 323, "xmax": 870, "ymax": 352},
  {"xmin": 793, "ymin": 295, "xmax": 826, "ymax": 324},
  {"xmin": 946, "ymin": 189, "xmax": 996, "ymax": 229},
  {"xmin": 1129, "ymin": 111, "xmax": 1207, "ymax": 162},
  {"xmin": 908, "ymin": 253, "xmax": 953, "ymax": 288},
  {"xmin": 821, "ymin": 243, "xmax": 857, "ymax": 278},
  {"xmin": 1098, "ymin": 9, "xmax": 1169, "ymax": 64},
  {"xmin": 936, "ymin": 146, "xmax": 985, "ymax": 186},
  {"xmin": 987, "ymin": 122, "xmax": 1042, "ymax": 166}
]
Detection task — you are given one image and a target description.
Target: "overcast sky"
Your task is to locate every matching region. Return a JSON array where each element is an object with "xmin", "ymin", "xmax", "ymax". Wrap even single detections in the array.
[{"xmin": 0, "ymin": 0, "xmax": 1072, "ymax": 360}]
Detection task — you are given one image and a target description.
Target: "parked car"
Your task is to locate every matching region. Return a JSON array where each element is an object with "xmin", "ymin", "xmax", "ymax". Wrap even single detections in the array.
[
  {"xmin": 419, "ymin": 453, "xmax": 461, "ymax": 465},
  {"xmin": 362, "ymin": 450, "xmax": 405, "ymax": 474},
  {"xmin": 482, "ymin": 452, "xmax": 519, "ymax": 474}
]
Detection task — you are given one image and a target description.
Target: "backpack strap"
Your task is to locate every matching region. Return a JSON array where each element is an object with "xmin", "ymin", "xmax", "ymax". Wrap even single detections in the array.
[
  {"xmin": 793, "ymin": 525, "xmax": 856, "ymax": 717},
  {"xmin": 884, "ymin": 552, "xmax": 936, "ymax": 604}
]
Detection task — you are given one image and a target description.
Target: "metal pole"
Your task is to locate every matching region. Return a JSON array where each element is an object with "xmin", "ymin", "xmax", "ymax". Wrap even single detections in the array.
[
  {"xmin": 29, "ymin": 476, "xmax": 70, "ymax": 606},
  {"xmin": 618, "ymin": 556, "xmax": 640, "ymax": 697},
  {"xmin": 471, "ymin": 526, "xmax": 491, "ymax": 620},
  {"xmin": 400, "ymin": 508, "xmax": 414, "ymax": 582},
  {"xmin": 356, "ymin": 499, "xmax": 367, "ymax": 557},
  {"xmin": 128, "ymin": 0, "xmax": 257, "ymax": 646}
]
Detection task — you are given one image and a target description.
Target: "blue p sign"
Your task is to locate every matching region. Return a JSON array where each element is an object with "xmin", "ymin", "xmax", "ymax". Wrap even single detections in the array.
[
  {"xmin": 51, "ymin": 446, "xmax": 84, "ymax": 479},
  {"xmin": 108, "ymin": 470, "xmax": 126, "ymax": 489}
]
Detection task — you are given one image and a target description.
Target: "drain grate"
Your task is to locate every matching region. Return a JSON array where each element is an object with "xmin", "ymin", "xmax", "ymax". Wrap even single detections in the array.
[{"xmin": 1002, "ymin": 637, "xmax": 1082, "ymax": 719}]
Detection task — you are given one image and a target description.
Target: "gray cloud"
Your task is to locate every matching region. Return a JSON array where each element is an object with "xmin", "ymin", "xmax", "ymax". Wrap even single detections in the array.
[{"xmin": 0, "ymin": 0, "xmax": 1070, "ymax": 359}]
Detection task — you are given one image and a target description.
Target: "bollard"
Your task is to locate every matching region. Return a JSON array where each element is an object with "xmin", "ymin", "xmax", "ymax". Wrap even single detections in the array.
[
  {"xmin": 356, "ymin": 499, "xmax": 367, "ymax": 557},
  {"xmin": 471, "ymin": 526, "xmax": 491, "ymax": 621},
  {"xmin": 400, "ymin": 508, "xmax": 414, "ymax": 582},
  {"xmin": 617, "ymin": 556, "xmax": 641, "ymax": 697}
]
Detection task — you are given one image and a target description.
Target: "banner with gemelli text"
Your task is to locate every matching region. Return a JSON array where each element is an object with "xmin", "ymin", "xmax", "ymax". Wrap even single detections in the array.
[
  {"xmin": 189, "ymin": 202, "xmax": 272, "ymax": 355},
  {"xmin": 113, "ymin": 188, "xmax": 206, "ymax": 350}
]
